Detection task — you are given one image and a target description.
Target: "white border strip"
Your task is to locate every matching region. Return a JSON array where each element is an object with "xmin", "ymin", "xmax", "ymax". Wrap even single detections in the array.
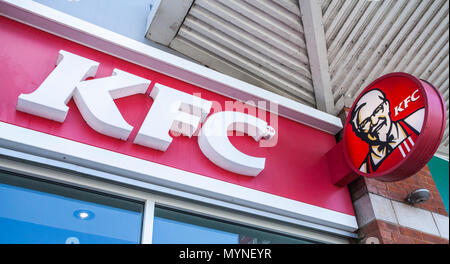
[
  {"xmin": 0, "ymin": 0, "xmax": 342, "ymax": 134},
  {"xmin": 141, "ymin": 200, "xmax": 155, "ymax": 244},
  {"xmin": 0, "ymin": 121, "xmax": 358, "ymax": 232}
]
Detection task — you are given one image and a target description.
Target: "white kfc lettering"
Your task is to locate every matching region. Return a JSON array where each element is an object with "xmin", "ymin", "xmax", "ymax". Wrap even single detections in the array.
[
  {"xmin": 73, "ymin": 69, "xmax": 150, "ymax": 140},
  {"xmin": 17, "ymin": 50, "xmax": 100, "ymax": 122},
  {"xmin": 16, "ymin": 50, "xmax": 275, "ymax": 176},
  {"xmin": 198, "ymin": 111, "xmax": 275, "ymax": 176},
  {"xmin": 134, "ymin": 83, "xmax": 212, "ymax": 151},
  {"xmin": 394, "ymin": 101, "xmax": 404, "ymax": 116},
  {"xmin": 411, "ymin": 89, "xmax": 420, "ymax": 102},
  {"xmin": 394, "ymin": 89, "xmax": 420, "ymax": 116},
  {"xmin": 17, "ymin": 50, "xmax": 151, "ymax": 140}
]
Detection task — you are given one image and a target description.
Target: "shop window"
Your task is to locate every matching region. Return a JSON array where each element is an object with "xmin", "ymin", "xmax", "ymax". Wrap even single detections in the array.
[
  {"xmin": 152, "ymin": 206, "xmax": 315, "ymax": 244},
  {"xmin": 0, "ymin": 171, "xmax": 144, "ymax": 244}
]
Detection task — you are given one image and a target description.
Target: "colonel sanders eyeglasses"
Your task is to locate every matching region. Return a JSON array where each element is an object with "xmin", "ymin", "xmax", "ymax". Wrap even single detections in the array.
[{"xmin": 357, "ymin": 99, "xmax": 389, "ymax": 133}]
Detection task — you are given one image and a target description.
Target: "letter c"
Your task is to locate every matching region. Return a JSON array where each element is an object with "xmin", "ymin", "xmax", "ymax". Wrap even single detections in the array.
[
  {"xmin": 198, "ymin": 111, "xmax": 275, "ymax": 176},
  {"xmin": 411, "ymin": 89, "xmax": 420, "ymax": 102}
]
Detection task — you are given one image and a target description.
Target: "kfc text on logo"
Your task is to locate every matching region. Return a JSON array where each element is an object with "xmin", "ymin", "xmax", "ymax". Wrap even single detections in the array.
[
  {"xmin": 16, "ymin": 50, "xmax": 276, "ymax": 177},
  {"xmin": 394, "ymin": 89, "xmax": 420, "ymax": 117}
]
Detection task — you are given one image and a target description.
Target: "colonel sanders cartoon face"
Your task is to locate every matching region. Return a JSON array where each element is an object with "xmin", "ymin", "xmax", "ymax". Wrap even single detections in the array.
[{"xmin": 350, "ymin": 89, "xmax": 392, "ymax": 145}]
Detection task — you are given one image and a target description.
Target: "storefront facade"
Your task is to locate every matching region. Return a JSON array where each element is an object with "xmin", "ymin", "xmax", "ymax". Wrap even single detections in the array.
[
  {"xmin": 0, "ymin": 0, "xmax": 359, "ymax": 244},
  {"xmin": 0, "ymin": 0, "xmax": 448, "ymax": 244}
]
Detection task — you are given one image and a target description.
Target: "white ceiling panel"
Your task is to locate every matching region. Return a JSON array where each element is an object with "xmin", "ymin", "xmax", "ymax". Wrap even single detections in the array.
[{"xmin": 169, "ymin": 0, "xmax": 315, "ymax": 106}]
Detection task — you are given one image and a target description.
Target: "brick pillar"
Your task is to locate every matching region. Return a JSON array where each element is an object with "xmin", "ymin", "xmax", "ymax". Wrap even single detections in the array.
[{"xmin": 350, "ymin": 166, "xmax": 449, "ymax": 244}]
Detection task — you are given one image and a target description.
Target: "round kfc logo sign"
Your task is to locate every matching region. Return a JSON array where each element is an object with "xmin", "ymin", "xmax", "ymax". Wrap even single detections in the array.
[{"xmin": 343, "ymin": 73, "xmax": 446, "ymax": 182}]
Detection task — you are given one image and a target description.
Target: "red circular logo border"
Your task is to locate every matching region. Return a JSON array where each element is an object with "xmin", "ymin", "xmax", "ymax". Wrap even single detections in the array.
[{"xmin": 342, "ymin": 72, "xmax": 446, "ymax": 182}]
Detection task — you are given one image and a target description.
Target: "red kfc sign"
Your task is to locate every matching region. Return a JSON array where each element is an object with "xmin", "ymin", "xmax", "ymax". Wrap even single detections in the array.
[
  {"xmin": 0, "ymin": 16, "xmax": 356, "ymax": 216},
  {"xmin": 330, "ymin": 73, "xmax": 446, "ymax": 185}
]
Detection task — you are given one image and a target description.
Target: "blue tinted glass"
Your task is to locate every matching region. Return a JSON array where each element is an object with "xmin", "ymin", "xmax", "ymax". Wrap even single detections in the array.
[
  {"xmin": 153, "ymin": 216, "xmax": 239, "ymax": 244},
  {"xmin": 0, "ymin": 173, "xmax": 143, "ymax": 244},
  {"xmin": 152, "ymin": 207, "xmax": 314, "ymax": 244}
]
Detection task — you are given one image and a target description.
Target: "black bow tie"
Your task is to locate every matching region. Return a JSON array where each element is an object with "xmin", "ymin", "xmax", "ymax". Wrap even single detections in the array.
[{"xmin": 377, "ymin": 135, "xmax": 395, "ymax": 153}]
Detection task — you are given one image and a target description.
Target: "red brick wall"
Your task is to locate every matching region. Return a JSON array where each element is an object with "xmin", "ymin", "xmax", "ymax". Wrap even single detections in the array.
[
  {"xmin": 365, "ymin": 166, "xmax": 447, "ymax": 216},
  {"xmin": 349, "ymin": 165, "xmax": 449, "ymax": 244}
]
